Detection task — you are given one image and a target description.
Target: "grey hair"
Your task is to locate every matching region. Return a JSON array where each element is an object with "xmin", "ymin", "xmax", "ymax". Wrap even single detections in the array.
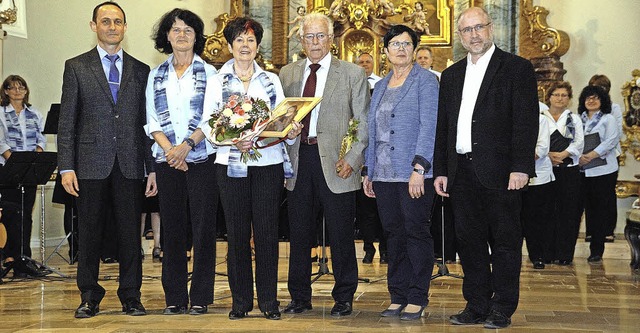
[{"xmin": 298, "ymin": 12, "xmax": 334, "ymax": 38}]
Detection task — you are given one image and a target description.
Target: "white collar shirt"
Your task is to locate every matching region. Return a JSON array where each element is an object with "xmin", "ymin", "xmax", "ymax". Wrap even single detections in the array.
[
  {"xmin": 456, "ymin": 43, "xmax": 495, "ymax": 154},
  {"xmin": 302, "ymin": 53, "xmax": 332, "ymax": 137}
]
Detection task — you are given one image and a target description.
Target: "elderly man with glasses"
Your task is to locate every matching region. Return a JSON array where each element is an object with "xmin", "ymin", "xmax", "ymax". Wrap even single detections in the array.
[{"xmin": 279, "ymin": 12, "xmax": 369, "ymax": 317}]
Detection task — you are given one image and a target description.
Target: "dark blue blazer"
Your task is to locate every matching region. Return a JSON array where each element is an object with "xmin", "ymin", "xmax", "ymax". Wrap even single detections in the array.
[{"xmin": 365, "ymin": 63, "xmax": 439, "ymax": 180}]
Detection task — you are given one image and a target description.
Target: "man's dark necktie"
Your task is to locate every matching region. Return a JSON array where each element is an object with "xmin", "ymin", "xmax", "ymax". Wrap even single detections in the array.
[
  {"xmin": 301, "ymin": 63, "xmax": 321, "ymax": 142},
  {"xmin": 106, "ymin": 54, "xmax": 120, "ymax": 103}
]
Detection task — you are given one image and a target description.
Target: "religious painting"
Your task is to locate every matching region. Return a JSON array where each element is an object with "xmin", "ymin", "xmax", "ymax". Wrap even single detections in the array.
[{"xmin": 261, "ymin": 97, "xmax": 322, "ymax": 138}]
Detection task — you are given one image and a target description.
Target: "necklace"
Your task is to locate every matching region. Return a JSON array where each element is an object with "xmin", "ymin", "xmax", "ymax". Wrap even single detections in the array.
[{"xmin": 235, "ymin": 64, "xmax": 254, "ymax": 83}]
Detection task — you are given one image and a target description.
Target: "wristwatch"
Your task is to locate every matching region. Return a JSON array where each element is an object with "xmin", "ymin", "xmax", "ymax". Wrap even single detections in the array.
[
  {"xmin": 413, "ymin": 168, "xmax": 425, "ymax": 175},
  {"xmin": 184, "ymin": 138, "xmax": 196, "ymax": 150}
]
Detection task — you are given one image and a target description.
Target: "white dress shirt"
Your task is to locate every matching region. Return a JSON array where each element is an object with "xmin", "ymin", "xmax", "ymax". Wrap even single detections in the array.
[
  {"xmin": 530, "ymin": 115, "xmax": 554, "ymax": 185},
  {"xmin": 456, "ymin": 44, "xmax": 495, "ymax": 154},
  {"xmin": 367, "ymin": 73, "xmax": 381, "ymax": 89},
  {"xmin": 301, "ymin": 53, "xmax": 332, "ymax": 137},
  {"xmin": 201, "ymin": 60, "xmax": 287, "ymax": 167},
  {"xmin": 582, "ymin": 113, "xmax": 619, "ymax": 177},
  {"xmin": 145, "ymin": 54, "xmax": 218, "ymax": 161}
]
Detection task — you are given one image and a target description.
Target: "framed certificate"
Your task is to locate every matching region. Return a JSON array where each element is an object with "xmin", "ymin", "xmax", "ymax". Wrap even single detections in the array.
[{"xmin": 260, "ymin": 97, "xmax": 322, "ymax": 138}]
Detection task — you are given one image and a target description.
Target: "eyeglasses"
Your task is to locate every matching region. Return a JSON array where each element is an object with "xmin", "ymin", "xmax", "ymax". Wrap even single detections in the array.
[
  {"xmin": 388, "ymin": 41, "xmax": 412, "ymax": 50},
  {"xmin": 586, "ymin": 95, "xmax": 601, "ymax": 102},
  {"xmin": 6, "ymin": 86, "xmax": 27, "ymax": 92},
  {"xmin": 458, "ymin": 22, "xmax": 492, "ymax": 36},
  {"xmin": 302, "ymin": 33, "xmax": 330, "ymax": 43},
  {"xmin": 170, "ymin": 27, "xmax": 195, "ymax": 35},
  {"xmin": 551, "ymin": 93, "xmax": 569, "ymax": 98}
]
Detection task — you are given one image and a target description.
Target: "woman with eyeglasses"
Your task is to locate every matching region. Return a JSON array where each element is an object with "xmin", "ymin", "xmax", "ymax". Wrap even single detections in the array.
[
  {"xmin": 577, "ymin": 85, "xmax": 620, "ymax": 264},
  {"xmin": 0, "ymin": 75, "xmax": 46, "ymax": 276},
  {"xmin": 540, "ymin": 81, "xmax": 585, "ymax": 266},
  {"xmin": 363, "ymin": 25, "xmax": 439, "ymax": 320}
]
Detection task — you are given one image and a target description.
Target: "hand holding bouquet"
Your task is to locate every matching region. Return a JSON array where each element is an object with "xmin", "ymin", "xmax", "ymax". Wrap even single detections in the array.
[{"xmin": 208, "ymin": 94, "xmax": 271, "ymax": 162}]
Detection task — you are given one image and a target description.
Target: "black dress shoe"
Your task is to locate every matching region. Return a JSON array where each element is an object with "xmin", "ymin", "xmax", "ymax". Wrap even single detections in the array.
[
  {"xmin": 483, "ymin": 310, "xmax": 511, "ymax": 329},
  {"xmin": 264, "ymin": 310, "xmax": 281, "ymax": 320},
  {"xmin": 189, "ymin": 305, "xmax": 208, "ymax": 315},
  {"xmin": 380, "ymin": 252, "xmax": 388, "ymax": 264},
  {"xmin": 122, "ymin": 299, "xmax": 146, "ymax": 316},
  {"xmin": 75, "ymin": 301, "xmax": 99, "ymax": 318},
  {"xmin": 330, "ymin": 301, "xmax": 352, "ymax": 317},
  {"xmin": 102, "ymin": 257, "xmax": 117, "ymax": 264},
  {"xmin": 533, "ymin": 260, "xmax": 545, "ymax": 269},
  {"xmin": 449, "ymin": 308, "xmax": 487, "ymax": 325},
  {"xmin": 283, "ymin": 300, "xmax": 312, "ymax": 314},
  {"xmin": 557, "ymin": 260, "xmax": 572, "ymax": 266},
  {"xmin": 380, "ymin": 304, "xmax": 406, "ymax": 317},
  {"xmin": 400, "ymin": 304, "xmax": 426, "ymax": 321},
  {"xmin": 163, "ymin": 305, "xmax": 187, "ymax": 315},
  {"xmin": 228, "ymin": 309, "xmax": 248, "ymax": 320},
  {"xmin": 587, "ymin": 255, "xmax": 603, "ymax": 263},
  {"xmin": 362, "ymin": 251, "xmax": 375, "ymax": 264}
]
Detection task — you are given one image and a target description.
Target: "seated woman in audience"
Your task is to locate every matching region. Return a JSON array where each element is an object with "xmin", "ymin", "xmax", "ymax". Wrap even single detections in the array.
[{"xmin": 0, "ymin": 75, "xmax": 46, "ymax": 277}]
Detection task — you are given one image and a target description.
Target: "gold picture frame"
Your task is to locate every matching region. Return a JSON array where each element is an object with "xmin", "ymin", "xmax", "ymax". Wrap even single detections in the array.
[
  {"xmin": 260, "ymin": 97, "xmax": 322, "ymax": 137},
  {"xmin": 620, "ymin": 69, "xmax": 640, "ymax": 166}
]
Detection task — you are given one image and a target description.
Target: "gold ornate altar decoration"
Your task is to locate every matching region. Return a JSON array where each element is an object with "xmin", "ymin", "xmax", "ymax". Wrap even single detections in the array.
[
  {"xmin": 519, "ymin": 0, "xmax": 570, "ymax": 102},
  {"xmin": 0, "ymin": 0, "xmax": 17, "ymax": 27},
  {"xmin": 202, "ymin": 0, "xmax": 453, "ymax": 75},
  {"xmin": 619, "ymin": 69, "xmax": 640, "ymax": 166}
]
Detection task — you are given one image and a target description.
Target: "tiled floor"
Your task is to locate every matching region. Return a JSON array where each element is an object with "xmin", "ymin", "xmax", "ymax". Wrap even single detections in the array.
[{"xmin": 1, "ymin": 241, "xmax": 639, "ymax": 332}]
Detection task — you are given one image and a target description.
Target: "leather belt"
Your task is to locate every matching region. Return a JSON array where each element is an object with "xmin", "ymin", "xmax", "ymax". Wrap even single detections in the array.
[
  {"xmin": 458, "ymin": 152, "xmax": 473, "ymax": 160},
  {"xmin": 301, "ymin": 137, "xmax": 318, "ymax": 145}
]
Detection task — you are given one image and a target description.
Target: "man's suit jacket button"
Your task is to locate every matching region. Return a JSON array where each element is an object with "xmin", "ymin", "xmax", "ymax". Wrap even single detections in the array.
[
  {"xmin": 390, "ymin": 130, "xmax": 395, "ymax": 134},
  {"xmin": 391, "ymin": 114, "xmax": 395, "ymax": 118},
  {"xmin": 390, "ymin": 147, "xmax": 395, "ymax": 151},
  {"xmin": 115, "ymin": 115, "xmax": 119, "ymax": 119}
]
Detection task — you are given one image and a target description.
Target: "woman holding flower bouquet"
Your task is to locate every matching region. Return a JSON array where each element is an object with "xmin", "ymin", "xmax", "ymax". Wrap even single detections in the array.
[
  {"xmin": 362, "ymin": 25, "xmax": 439, "ymax": 320},
  {"xmin": 144, "ymin": 9, "xmax": 219, "ymax": 315},
  {"xmin": 202, "ymin": 17, "xmax": 299, "ymax": 320}
]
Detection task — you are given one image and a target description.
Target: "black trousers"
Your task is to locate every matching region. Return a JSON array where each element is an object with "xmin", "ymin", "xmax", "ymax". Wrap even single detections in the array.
[
  {"xmin": 287, "ymin": 144, "xmax": 358, "ymax": 303},
  {"xmin": 356, "ymin": 187, "xmax": 386, "ymax": 254},
  {"xmin": 1, "ymin": 185, "xmax": 37, "ymax": 259},
  {"xmin": 76, "ymin": 162, "xmax": 143, "ymax": 304},
  {"xmin": 582, "ymin": 171, "xmax": 618, "ymax": 257},
  {"xmin": 217, "ymin": 163, "xmax": 283, "ymax": 312},
  {"xmin": 450, "ymin": 156, "xmax": 523, "ymax": 317},
  {"xmin": 522, "ymin": 182, "xmax": 554, "ymax": 262},
  {"xmin": 374, "ymin": 180, "xmax": 435, "ymax": 306},
  {"xmin": 156, "ymin": 157, "xmax": 218, "ymax": 307},
  {"xmin": 549, "ymin": 166, "xmax": 582, "ymax": 262}
]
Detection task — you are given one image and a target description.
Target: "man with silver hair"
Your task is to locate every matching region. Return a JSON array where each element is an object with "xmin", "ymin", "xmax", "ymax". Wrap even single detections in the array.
[{"xmin": 279, "ymin": 12, "xmax": 369, "ymax": 317}]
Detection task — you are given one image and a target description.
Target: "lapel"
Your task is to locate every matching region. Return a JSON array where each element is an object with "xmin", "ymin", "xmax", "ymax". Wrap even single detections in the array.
[
  {"xmin": 88, "ymin": 49, "xmax": 114, "ymax": 104},
  {"xmin": 322, "ymin": 57, "xmax": 340, "ymax": 101},
  {"xmin": 474, "ymin": 47, "xmax": 502, "ymax": 113},
  {"xmin": 292, "ymin": 60, "xmax": 305, "ymax": 97},
  {"xmin": 119, "ymin": 51, "xmax": 135, "ymax": 102},
  {"xmin": 389, "ymin": 64, "xmax": 418, "ymax": 111}
]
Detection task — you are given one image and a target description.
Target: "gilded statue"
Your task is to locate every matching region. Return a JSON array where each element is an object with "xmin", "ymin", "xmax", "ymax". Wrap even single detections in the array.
[{"xmin": 0, "ymin": 0, "xmax": 17, "ymax": 26}]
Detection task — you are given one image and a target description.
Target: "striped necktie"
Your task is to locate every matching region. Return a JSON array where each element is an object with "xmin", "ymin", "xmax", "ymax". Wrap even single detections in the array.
[{"xmin": 105, "ymin": 54, "xmax": 120, "ymax": 103}]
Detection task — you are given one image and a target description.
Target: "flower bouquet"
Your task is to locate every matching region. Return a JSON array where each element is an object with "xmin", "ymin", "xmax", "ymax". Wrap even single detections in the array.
[
  {"xmin": 208, "ymin": 94, "xmax": 271, "ymax": 162},
  {"xmin": 336, "ymin": 118, "xmax": 359, "ymax": 173}
]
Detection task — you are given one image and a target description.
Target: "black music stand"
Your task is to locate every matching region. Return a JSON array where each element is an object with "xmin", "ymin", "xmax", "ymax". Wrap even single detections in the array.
[
  {"xmin": 0, "ymin": 152, "xmax": 59, "ymax": 279},
  {"xmin": 431, "ymin": 195, "xmax": 463, "ymax": 281}
]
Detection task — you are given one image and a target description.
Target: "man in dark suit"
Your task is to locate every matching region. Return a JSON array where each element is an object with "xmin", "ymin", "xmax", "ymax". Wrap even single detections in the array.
[
  {"xmin": 279, "ymin": 13, "xmax": 369, "ymax": 317},
  {"xmin": 58, "ymin": 1, "xmax": 156, "ymax": 318},
  {"xmin": 433, "ymin": 7, "xmax": 538, "ymax": 329}
]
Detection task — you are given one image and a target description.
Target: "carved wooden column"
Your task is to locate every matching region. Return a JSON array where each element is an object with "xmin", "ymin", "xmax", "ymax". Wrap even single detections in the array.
[{"xmin": 519, "ymin": 0, "xmax": 570, "ymax": 101}]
